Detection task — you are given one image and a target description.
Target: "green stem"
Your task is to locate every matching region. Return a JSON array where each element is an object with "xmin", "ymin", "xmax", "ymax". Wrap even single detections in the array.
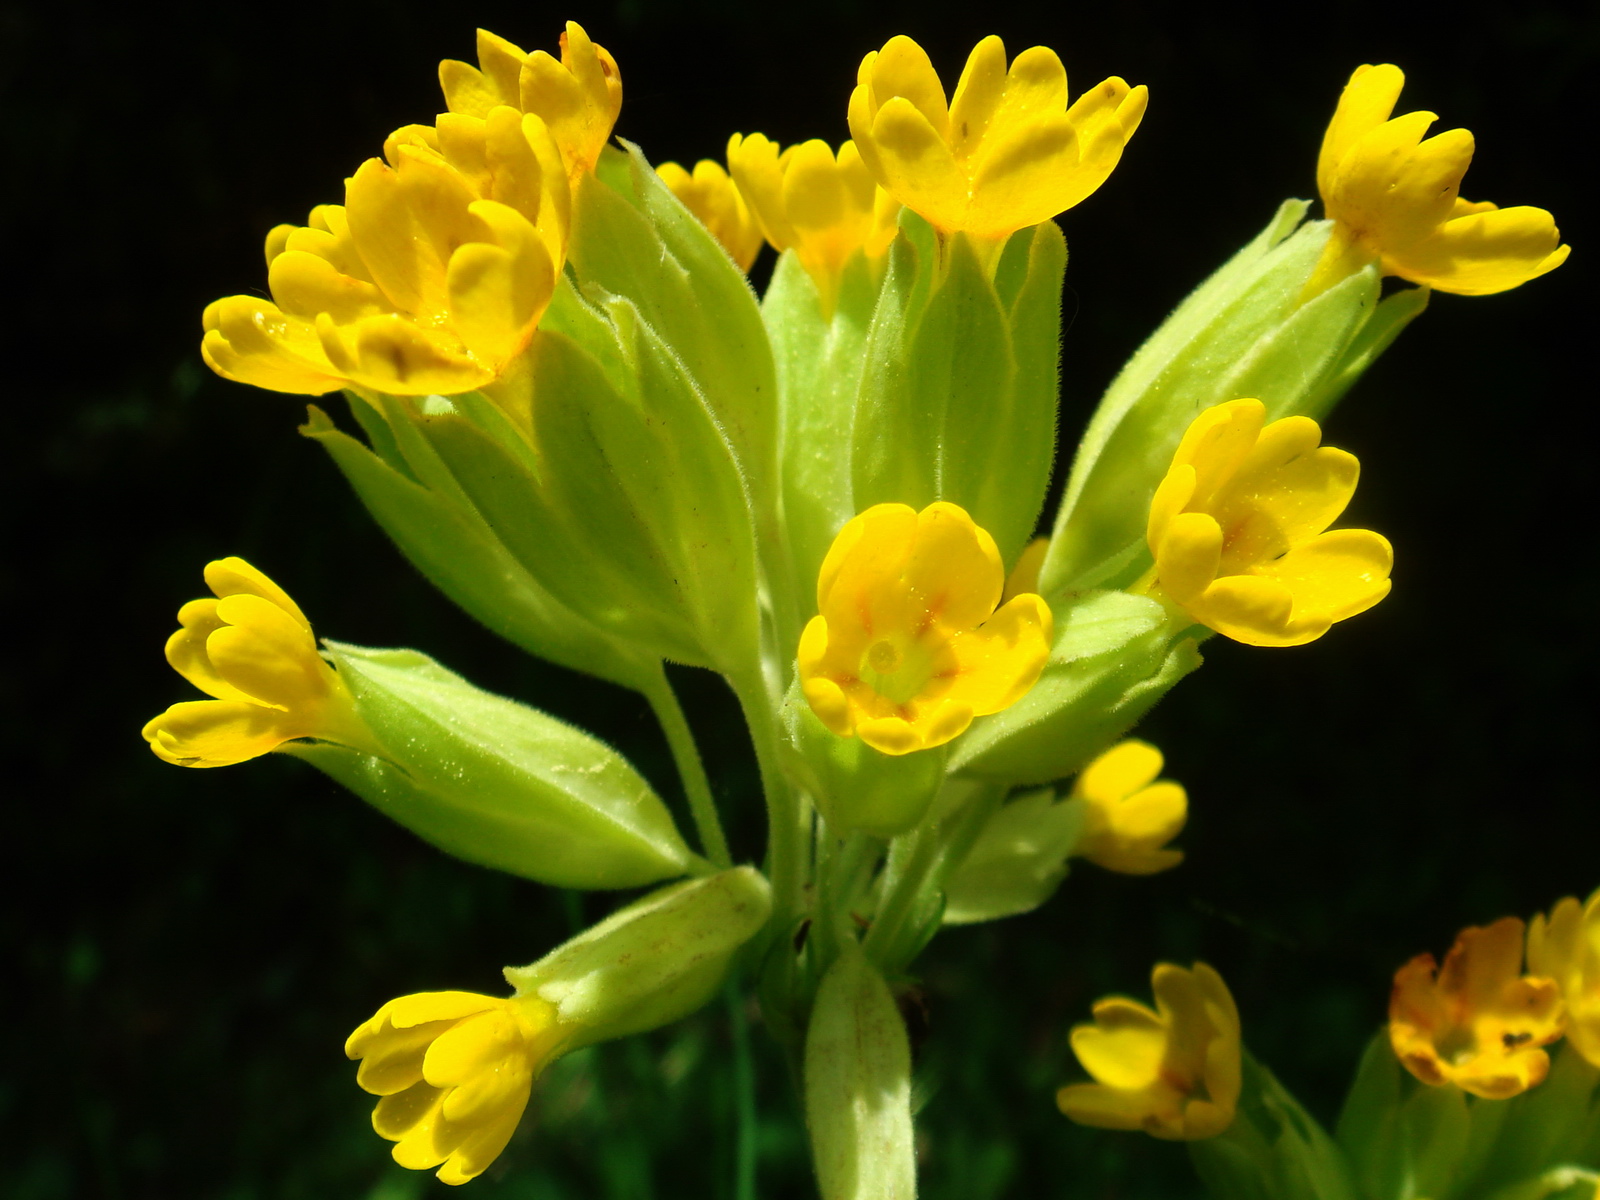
[
  {"xmin": 725, "ymin": 976, "xmax": 758, "ymax": 1200},
  {"xmin": 642, "ymin": 666, "xmax": 732, "ymax": 870}
]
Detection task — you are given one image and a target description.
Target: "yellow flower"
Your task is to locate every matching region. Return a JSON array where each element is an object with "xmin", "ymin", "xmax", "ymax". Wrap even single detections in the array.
[
  {"xmin": 346, "ymin": 990, "xmax": 569, "ymax": 1186},
  {"xmin": 1058, "ymin": 962, "xmax": 1240, "ymax": 1140},
  {"xmin": 1143, "ymin": 398, "xmax": 1392, "ymax": 647},
  {"xmin": 203, "ymin": 117, "xmax": 568, "ymax": 398},
  {"xmin": 1312, "ymin": 63, "xmax": 1569, "ymax": 296},
  {"xmin": 142, "ymin": 558, "xmax": 371, "ymax": 767},
  {"xmin": 1071, "ymin": 740, "xmax": 1186, "ymax": 875},
  {"xmin": 725, "ymin": 133, "xmax": 900, "ymax": 305},
  {"xmin": 1389, "ymin": 916, "xmax": 1565, "ymax": 1099},
  {"xmin": 847, "ymin": 34, "xmax": 1146, "ymax": 243},
  {"xmin": 656, "ymin": 158, "xmax": 766, "ymax": 273},
  {"xmin": 1528, "ymin": 889, "xmax": 1600, "ymax": 1068},
  {"xmin": 798, "ymin": 502, "xmax": 1052, "ymax": 755},
  {"xmin": 439, "ymin": 23, "xmax": 622, "ymax": 181}
]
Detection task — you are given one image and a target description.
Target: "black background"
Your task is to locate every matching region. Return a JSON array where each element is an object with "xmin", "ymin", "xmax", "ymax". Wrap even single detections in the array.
[{"xmin": 4, "ymin": 0, "xmax": 1596, "ymax": 1196}]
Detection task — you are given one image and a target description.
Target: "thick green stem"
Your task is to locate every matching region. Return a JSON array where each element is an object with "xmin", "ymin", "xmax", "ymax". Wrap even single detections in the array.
[
  {"xmin": 642, "ymin": 667, "xmax": 732, "ymax": 870},
  {"xmin": 725, "ymin": 976, "xmax": 758, "ymax": 1200}
]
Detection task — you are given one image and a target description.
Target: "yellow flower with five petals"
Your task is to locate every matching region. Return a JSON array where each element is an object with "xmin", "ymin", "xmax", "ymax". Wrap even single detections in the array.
[
  {"xmin": 798, "ymin": 502, "xmax": 1052, "ymax": 755},
  {"xmin": 656, "ymin": 158, "xmax": 766, "ymax": 272},
  {"xmin": 847, "ymin": 34, "xmax": 1146, "ymax": 244},
  {"xmin": 1528, "ymin": 888, "xmax": 1600, "ymax": 1069},
  {"xmin": 1143, "ymin": 399, "xmax": 1392, "ymax": 647},
  {"xmin": 1071, "ymin": 740, "xmax": 1186, "ymax": 876},
  {"xmin": 1311, "ymin": 63, "xmax": 1569, "ymax": 296},
  {"xmin": 1058, "ymin": 962, "xmax": 1240, "ymax": 1140}
]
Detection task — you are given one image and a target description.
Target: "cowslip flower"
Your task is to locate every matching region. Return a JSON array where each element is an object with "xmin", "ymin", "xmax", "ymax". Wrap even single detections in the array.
[
  {"xmin": 725, "ymin": 133, "xmax": 899, "ymax": 307},
  {"xmin": 346, "ymin": 990, "xmax": 569, "ymax": 1186},
  {"xmin": 1071, "ymin": 740, "xmax": 1186, "ymax": 875},
  {"xmin": 1143, "ymin": 398, "xmax": 1392, "ymax": 647},
  {"xmin": 799, "ymin": 502, "xmax": 1052, "ymax": 755},
  {"xmin": 1311, "ymin": 63, "xmax": 1569, "ymax": 296},
  {"xmin": 656, "ymin": 158, "xmax": 766, "ymax": 272},
  {"xmin": 439, "ymin": 23, "xmax": 622, "ymax": 181},
  {"xmin": 203, "ymin": 116, "xmax": 569, "ymax": 398},
  {"xmin": 1528, "ymin": 889, "xmax": 1600, "ymax": 1068},
  {"xmin": 1058, "ymin": 962, "xmax": 1240, "ymax": 1140},
  {"xmin": 847, "ymin": 34, "xmax": 1146, "ymax": 244},
  {"xmin": 1389, "ymin": 916, "xmax": 1565, "ymax": 1098},
  {"xmin": 143, "ymin": 558, "xmax": 373, "ymax": 767}
]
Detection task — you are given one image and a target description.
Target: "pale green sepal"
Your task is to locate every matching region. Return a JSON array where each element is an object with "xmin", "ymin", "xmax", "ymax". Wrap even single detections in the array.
[
  {"xmin": 592, "ymin": 143, "xmax": 640, "ymax": 206},
  {"xmin": 1300, "ymin": 284, "xmax": 1430, "ymax": 424},
  {"xmin": 300, "ymin": 405, "xmax": 658, "ymax": 692},
  {"xmin": 1485, "ymin": 1168, "xmax": 1600, "ymax": 1200},
  {"xmin": 1336, "ymin": 1032, "xmax": 1469, "ymax": 1200},
  {"xmin": 507, "ymin": 867, "xmax": 772, "ymax": 1048},
  {"xmin": 804, "ymin": 943, "xmax": 916, "ymax": 1200},
  {"xmin": 287, "ymin": 642, "xmax": 692, "ymax": 889},
  {"xmin": 1462, "ymin": 1043, "xmax": 1600, "ymax": 1197},
  {"xmin": 942, "ymin": 788, "xmax": 1082, "ymax": 924},
  {"xmin": 949, "ymin": 591, "xmax": 1200, "ymax": 786},
  {"xmin": 1042, "ymin": 202, "xmax": 1399, "ymax": 594}
]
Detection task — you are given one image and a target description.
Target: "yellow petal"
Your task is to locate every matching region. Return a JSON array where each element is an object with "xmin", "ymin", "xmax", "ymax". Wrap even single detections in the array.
[
  {"xmin": 1056, "ymin": 1081, "xmax": 1166, "ymax": 1131},
  {"xmin": 857, "ymin": 715, "xmax": 923, "ymax": 755},
  {"xmin": 1175, "ymin": 399, "xmax": 1265, "ymax": 508},
  {"xmin": 902, "ymin": 502, "xmax": 1004, "ymax": 629},
  {"xmin": 317, "ymin": 312, "xmax": 489, "ymax": 396},
  {"xmin": 869, "ymin": 97, "xmax": 969, "ymax": 232},
  {"xmin": 423, "ymin": 1009, "xmax": 524, "ymax": 1088},
  {"xmin": 201, "ymin": 297, "xmax": 345, "ymax": 395},
  {"xmin": 967, "ymin": 116, "xmax": 1080, "ymax": 237},
  {"xmin": 1146, "ymin": 463, "xmax": 1196, "ymax": 551},
  {"xmin": 1388, "ymin": 205, "xmax": 1570, "ymax": 295},
  {"xmin": 817, "ymin": 504, "xmax": 917, "ymax": 633},
  {"xmin": 1189, "ymin": 574, "xmax": 1305, "ymax": 647},
  {"xmin": 947, "ymin": 36, "xmax": 1013, "ymax": 161},
  {"xmin": 373, "ymin": 1079, "xmax": 447, "ymax": 1140},
  {"xmin": 1317, "ymin": 64, "xmax": 1406, "ymax": 201},
  {"xmin": 356, "ymin": 1019, "xmax": 459, "ymax": 1096},
  {"xmin": 142, "ymin": 700, "xmax": 295, "ymax": 767},
  {"xmin": 384, "ymin": 991, "xmax": 502, "ymax": 1031},
  {"xmin": 1071, "ymin": 999, "xmax": 1167, "ymax": 1088},
  {"xmin": 204, "ymin": 557, "xmax": 311, "ymax": 629},
  {"xmin": 1255, "ymin": 527, "xmax": 1393, "ymax": 624},
  {"xmin": 165, "ymin": 599, "xmax": 244, "ymax": 702},
  {"xmin": 1113, "ymin": 782, "xmax": 1188, "ymax": 844},
  {"xmin": 867, "ymin": 36, "xmax": 950, "ymax": 138},
  {"xmin": 208, "ymin": 592, "xmax": 325, "ymax": 709},
  {"xmin": 1076, "ymin": 740, "xmax": 1163, "ymax": 804},
  {"xmin": 946, "ymin": 593, "xmax": 1052, "ymax": 716},
  {"xmin": 435, "ymin": 1099, "xmax": 527, "ymax": 1185},
  {"xmin": 1154, "ymin": 511, "xmax": 1222, "ymax": 605}
]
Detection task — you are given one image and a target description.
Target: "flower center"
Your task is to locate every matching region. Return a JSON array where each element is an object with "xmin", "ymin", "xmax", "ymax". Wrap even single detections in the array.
[{"xmin": 859, "ymin": 635, "xmax": 938, "ymax": 707}]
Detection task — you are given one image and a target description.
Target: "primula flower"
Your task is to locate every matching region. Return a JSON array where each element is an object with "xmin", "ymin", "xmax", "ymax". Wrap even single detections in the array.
[
  {"xmin": 798, "ymin": 502, "xmax": 1052, "ymax": 755},
  {"xmin": 1312, "ymin": 63, "xmax": 1569, "ymax": 296},
  {"xmin": 440, "ymin": 23, "xmax": 622, "ymax": 181},
  {"xmin": 656, "ymin": 158, "xmax": 766, "ymax": 272},
  {"xmin": 1143, "ymin": 398, "xmax": 1392, "ymax": 647},
  {"xmin": 725, "ymin": 133, "xmax": 899, "ymax": 307},
  {"xmin": 847, "ymin": 34, "xmax": 1146, "ymax": 244},
  {"xmin": 143, "ymin": 558, "xmax": 373, "ymax": 767},
  {"xmin": 203, "ymin": 116, "xmax": 569, "ymax": 398},
  {"xmin": 1528, "ymin": 889, "xmax": 1600, "ymax": 1068},
  {"xmin": 346, "ymin": 990, "xmax": 569, "ymax": 1186},
  {"xmin": 1389, "ymin": 916, "xmax": 1565, "ymax": 1098},
  {"xmin": 1071, "ymin": 740, "xmax": 1186, "ymax": 875},
  {"xmin": 1058, "ymin": 962, "xmax": 1240, "ymax": 1140}
]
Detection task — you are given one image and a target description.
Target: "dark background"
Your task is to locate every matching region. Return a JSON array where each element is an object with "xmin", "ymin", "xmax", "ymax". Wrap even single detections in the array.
[{"xmin": 4, "ymin": 0, "xmax": 1595, "ymax": 1195}]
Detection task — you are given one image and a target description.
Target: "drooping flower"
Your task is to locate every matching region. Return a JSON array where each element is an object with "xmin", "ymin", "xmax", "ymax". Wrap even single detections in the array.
[
  {"xmin": 1311, "ymin": 63, "xmax": 1568, "ymax": 296},
  {"xmin": 143, "ymin": 558, "xmax": 373, "ymax": 767},
  {"xmin": 725, "ymin": 133, "xmax": 899, "ymax": 306},
  {"xmin": 1528, "ymin": 889, "xmax": 1600, "ymax": 1068},
  {"xmin": 656, "ymin": 158, "xmax": 766, "ymax": 272},
  {"xmin": 1058, "ymin": 962, "xmax": 1240, "ymax": 1140},
  {"xmin": 847, "ymin": 34, "xmax": 1146, "ymax": 243},
  {"xmin": 1070, "ymin": 740, "xmax": 1186, "ymax": 875},
  {"xmin": 1143, "ymin": 398, "xmax": 1392, "ymax": 647},
  {"xmin": 203, "ymin": 115, "xmax": 569, "ymax": 398},
  {"xmin": 439, "ymin": 23, "xmax": 622, "ymax": 181},
  {"xmin": 1389, "ymin": 916, "xmax": 1565, "ymax": 1099},
  {"xmin": 346, "ymin": 990, "xmax": 569, "ymax": 1186},
  {"xmin": 798, "ymin": 502, "xmax": 1052, "ymax": 755}
]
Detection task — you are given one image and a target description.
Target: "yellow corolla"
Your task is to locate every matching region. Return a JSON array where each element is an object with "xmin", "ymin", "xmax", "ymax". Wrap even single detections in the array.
[
  {"xmin": 1390, "ymin": 916, "xmax": 1565, "ymax": 1099},
  {"xmin": 203, "ymin": 116, "xmax": 569, "ymax": 398},
  {"xmin": 1143, "ymin": 398, "xmax": 1392, "ymax": 647},
  {"xmin": 656, "ymin": 158, "xmax": 766, "ymax": 273},
  {"xmin": 847, "ymin": 34, "xmax": 1146, "ymax": 243},
  {"xmin": 726, "ymin": 133, "xmax": 899, "ymax": 305},
  {"xmin": 143, "ymin": 558, "xmax": 372, "ymax": 767},
  {"xmin": 1071, "ymin": 740, "xmax": 1186, "ymax": 875},
  {"xmin": 1058, "ymin": 962, "xmax": 1240, "ymax": 1140},
  {"xmin": 347, "ymin": 990, "xmax": 570, "ymax": 1186},
  {"xmin": 1312, "ymin": 63, "xmax": 1569, "ymax": 296},
  {"xmin": 439, "ymin": 23, "xmax": 622, "ymax": 180},
  {"xmin": 1528, "ymin": 888, "xmax": 1600, "ymax": 1068},
  {"xmin": 798, "ymin": 502, "xmax": 1052, "ymax": 755}
]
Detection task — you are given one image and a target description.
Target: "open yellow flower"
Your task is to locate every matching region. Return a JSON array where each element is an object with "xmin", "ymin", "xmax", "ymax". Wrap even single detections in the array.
[
  {"xmin": 1389, "ymin": 916, "xmax": 1565, "ymax": 1099},
  {"xmin": 1058, "ymin": 962, "xmax": 1240, "ymax": 1140},
  {"xmin": 1143, "ymin": 398, "xmax": 1392, "ymax": 647},
  {"xmin": 798, "ymin": 502, "xmax": 1052, "ymax": 755},
  {"xmin": 1312, "ymin": 63, "xmax": 1569, "ymax": 296},
  {"xmin": 347, "ymin": 990, "xmax": 570, "ymax": 1186},
  {"xmin": 726, "ymin": 133, "xmax": 899, "ymax": 305},
  {"xmin": 143, "ymin": 558, "xmax": 372, "ymax": 767},
  {"xmin": 439, "ymin": 23, "xmax": 622, "ymax": 181},
  {"xmin": 656, "ymin": 158, "xmax": 766, "ymax": 272},
  {"xmin": 1528, "ymin": 889, "xmax": 1600, "ymax": 1068},
  {"xmin": 847, "ymin": 34, "xmax": 1146, "ymax": 243},
  {"xmin": 1071, "ymin": 740, "xmax": 1186, "ymax": 875},
  {"xmin": 203, "ymin": 115, "xmax": 569, "ymax": 398}
]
